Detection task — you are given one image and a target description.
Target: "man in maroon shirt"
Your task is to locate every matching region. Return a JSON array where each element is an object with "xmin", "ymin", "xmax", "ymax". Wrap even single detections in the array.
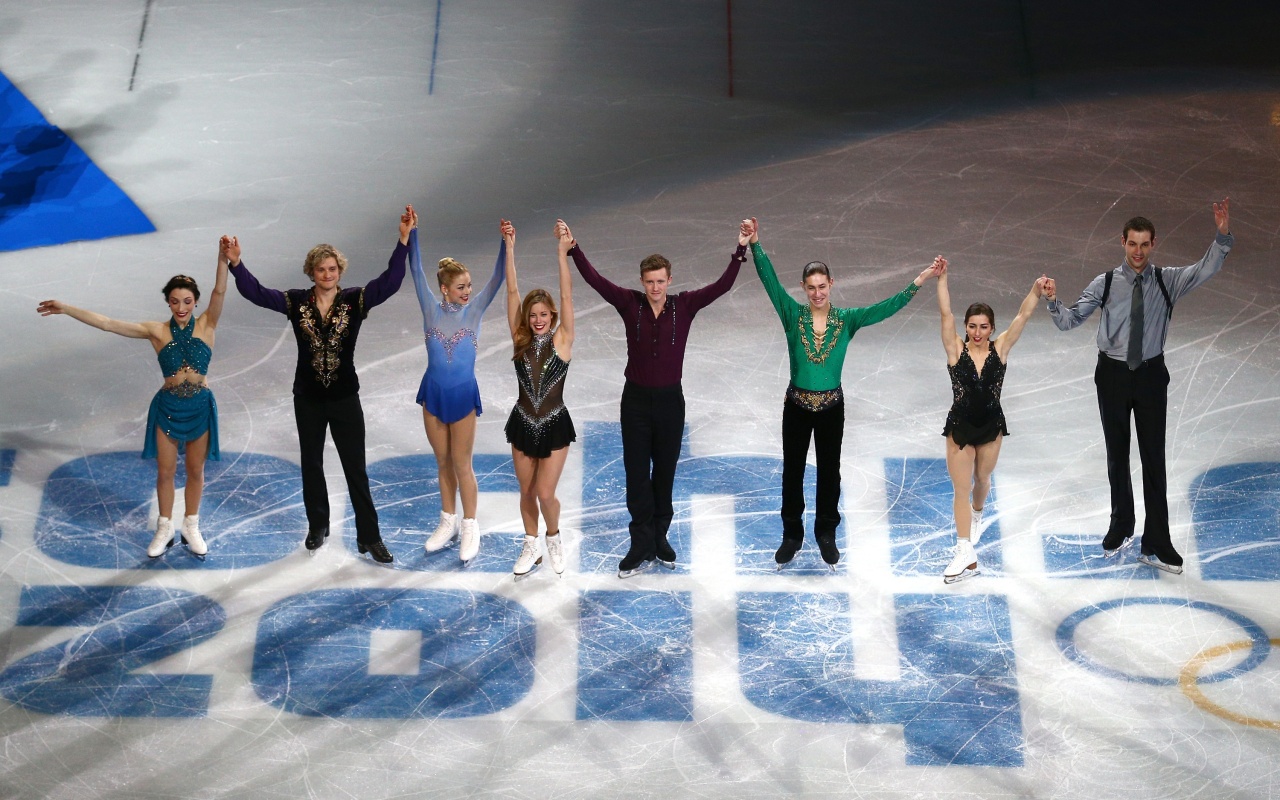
[{"xmin": 559, "ymin": 219, "xmax": 749, "ymax": 577}]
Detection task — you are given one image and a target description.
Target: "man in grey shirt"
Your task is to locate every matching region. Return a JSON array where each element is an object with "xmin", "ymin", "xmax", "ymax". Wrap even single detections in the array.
[{"xmin": 1043, "ymin": 198, "xmax": 1232, "ymax": 574}]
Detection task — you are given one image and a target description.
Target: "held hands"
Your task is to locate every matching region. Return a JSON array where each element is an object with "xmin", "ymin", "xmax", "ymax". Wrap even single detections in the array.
[
  {"xmin": 1032, "ymin": 275, "xmax": 1049, "ymax": 298},
  {"xmin": 219, "ymin": 235, "xmax": 241, "ymax": 266},
  {"xmin": 554, "ymin": 219, "xmax": 574, "ymax": 254},
  {"xmin": 1213, "ymin": 197, "xmax": 1230, "ymax": 235},
  {"xmin": 915, "ymin": 255, "xmax": 945, "ymax": 286},
  {"xmin": 400, "ymin": 205, "xmax": 418, "ymax": 242},
  {"xmin": 1042, "ymin": 276, "xmax": 1057, "ymax": 301},
  {"xmin": 500, "ymin": 218, "xmax": 515, "ymax": 246},
  {"xmin": 738, "ymin": 218, "xmax": 756, "ymax": 247},
  {"xmin": 744, "ymin": 217, "xmax": 759, "ymax": 244},
  {"xmin": 36, "ymin": 299, "xmax": 65, "ymax": 317}
]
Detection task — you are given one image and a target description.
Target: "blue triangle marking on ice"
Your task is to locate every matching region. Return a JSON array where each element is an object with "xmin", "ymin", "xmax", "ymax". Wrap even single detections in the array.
[{"xmin": 0, "ymin": 71, "xmax": 155, "ymax": 252}]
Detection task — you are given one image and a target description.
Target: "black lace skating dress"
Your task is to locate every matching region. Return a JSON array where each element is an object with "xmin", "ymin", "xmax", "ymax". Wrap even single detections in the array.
[{"xmin": 941, "ymin": 343, "xmax": 1008, "ymax": 449}]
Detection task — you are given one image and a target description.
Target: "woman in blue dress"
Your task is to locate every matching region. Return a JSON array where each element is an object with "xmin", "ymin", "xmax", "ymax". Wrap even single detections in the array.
[
  {"xmin": 412, "ymin": 221, "xmax": 506, "ymax": 563},
  {"xmin": 37, "ymin": 248, "xmax": 229, "ymax": 560}
]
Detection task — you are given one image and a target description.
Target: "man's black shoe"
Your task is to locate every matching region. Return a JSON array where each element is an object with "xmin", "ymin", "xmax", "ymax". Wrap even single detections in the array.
[
  {"xmin": 774, "ymin": 536, "xmax": 803, "ymax": 566},
  {"xmin": 815, "ymin": 533, "xmax": 840, "ymax": 568},
  {"xmin": 358, "ymin": 539, "xmax": 394, "ymax": 564},
  {"xmin": 655, "ymin": 536, "xmax": 677, "ymax": 568},
  {"xmin": 305, "ymin": 526, "xmax": 329, "ymax": 551},
  {"xmin": 1101, "ymin": 528, "xmax": 1133, "ymax": 557}
]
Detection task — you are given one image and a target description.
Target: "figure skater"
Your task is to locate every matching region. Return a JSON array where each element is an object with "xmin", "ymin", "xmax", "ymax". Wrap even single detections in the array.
[
  {"xmin": 37, "ymin": 247, "xmax": 229, "ymax": 559},
  {"xmin": 566, "ymin": 218, "xmax": 746, "ymax": 578},
  {"xmin": 224, "ymin": 206, "xmax": 415, "ymax": 564},
  {"xmin": 746, "ymin": 217, "xmax": 939, "ymax": 570},
  {"xmin": 503, "ymin": 219, "xmax": 577, "ymax": 577},
  {"xmin": 414, "ymin": 220, "xmax": 507, "ymax": 563},
  {"xmin": 934, "ymin": 256, "xmax": 1045, "ymax": 582}
]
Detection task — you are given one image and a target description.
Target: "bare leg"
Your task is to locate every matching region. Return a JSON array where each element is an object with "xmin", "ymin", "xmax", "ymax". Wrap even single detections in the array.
[
  {"xmin": 512, "ymin": 447, "xmax": 541, "ymax": 536},
  {"xmin": 534, "ymin": 445, "xmax": 570, "ymax": 534},
  {"xmin": 154, "ymin": 428, "xmax": 179, "ymax": 519},
  {"xmin": 447, "ymin": 412, "xmax": 479, "ymax": 519},
  {"xmin": 970, "ymin": 434, "xmax": 1004, "ymax": 513},
  {"xmin": 423, "ymin": 409, "xmax": 457, "ymax": 514},
  {"xmin": 183, "ymin": 432, "xmax": 210, "ymax": 515},
  {"xmin": 944, "ymin": 434, "xmax": 977, "ymax": 540}
]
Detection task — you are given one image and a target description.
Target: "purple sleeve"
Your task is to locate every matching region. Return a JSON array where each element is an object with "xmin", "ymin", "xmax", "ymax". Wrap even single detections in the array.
[
  {"xmin": 362, "ymin": 239, "xmax": 409, "ymax": 310},
  {"xmin": 570, "ymin": 244, "xmax": 634, "ymax": 311},
  {"xmin": 230, "ymin": 261, "xmax": 288, "ymax": 315},
  {"xmin": 680, "ymin": 245, "xmax": 746, "ymax": 314}
]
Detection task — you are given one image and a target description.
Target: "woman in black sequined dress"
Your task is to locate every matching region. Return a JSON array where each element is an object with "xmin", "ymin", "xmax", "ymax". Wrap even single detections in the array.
[
  {"xmin": 935, "ymin": 256, "xmax": 1046, "ymax": 583},
  {"xmin": 502, "ymin": 219, "xmax": 577, "ymax": 577}
]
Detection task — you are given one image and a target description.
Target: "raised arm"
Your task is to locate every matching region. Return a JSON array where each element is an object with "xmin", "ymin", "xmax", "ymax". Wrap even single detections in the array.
[
  {"xmin": 36, "ymin": 300, "xmax": 157, "ymax": 340},
  {"xmin": 681, "ymin": 220, "xmax": 749, "ymax": 314},
  {"xmin": 845, "ymin": 259, "xmax": 939, "ymax": 330},
  {"xmin": 468, "ymin": 238, "xmax": 507, "ymax": 315},
  {"xmin": 201, "ymin": 240, "xmax": 232, "ymax": 330},
  {"xmin": 363, "ymin": 205, "xmax": 416, "ymax": 310},
  {"xmin": 1162, "ymin": 197, "xmax": 1234, "ymax": 301},
  {"xmin": 1045, "ymin": 273, "xmax": 1104, "ymax": 331},
  {"xmin": 555, "ymin": 219, "xmax": 575, "ymax": 354},
  {"xmin": 408, "ymin": 227, "xmax": 438, "ymax": 317},
  {"xmin": 994, "ymin": 276, "xmax": 1047, "ymax": 360},
  {"xmin": 565, "ymin": 224, "xmax": 634, "ymax": 310},
  {"xmin": 503, "ymin": 219, "xmax": 521, "ymax": 339},
  {"xmin": 223, "ymin": 236, "xmax": 289, "ymax": 315},
  {"xmin": 935, "ymin": 257, "xmax": 961, "ymax": 364},
  {"xmin": 747, "ymin": 219, "xmax": 799, "ymax": 327}
]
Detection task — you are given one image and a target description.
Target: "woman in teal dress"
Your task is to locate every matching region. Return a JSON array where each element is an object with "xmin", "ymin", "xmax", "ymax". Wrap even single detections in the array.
[{"xmin": 37, "ymin": 247, "xmax": 229, "ymax": 560}]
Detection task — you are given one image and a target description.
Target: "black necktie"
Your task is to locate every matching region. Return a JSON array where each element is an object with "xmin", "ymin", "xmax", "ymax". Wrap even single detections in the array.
[{"xmin": 1127, "ymin": 273, "xmax": 1145, "ymax": 370}]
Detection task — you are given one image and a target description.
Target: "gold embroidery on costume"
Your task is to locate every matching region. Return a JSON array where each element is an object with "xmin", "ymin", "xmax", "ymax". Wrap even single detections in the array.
[
  {"xmin": 298, "ymin": 296, "xmax": 352, "ymax": 388},
  {"xmin": 798, "ymin": 307, "xmax": 844, "ymax": 365}
]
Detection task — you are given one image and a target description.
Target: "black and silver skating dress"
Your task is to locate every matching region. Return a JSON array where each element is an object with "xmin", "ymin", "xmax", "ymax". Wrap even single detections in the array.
[
  {"xmin": 941, "ymin": 343, "xmax": 1009, "ymax": 449},
  {"xmin": 504, "ymin": 332, "xmax": 576, "ymax": 458}
]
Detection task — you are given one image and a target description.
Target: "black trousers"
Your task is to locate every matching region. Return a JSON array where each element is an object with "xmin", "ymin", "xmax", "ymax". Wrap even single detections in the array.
[
  {"xmin": 294, "ymin": 393, "xmax": 380, "ymax": 544},
  {"xmin": 619, "ymin": 381, "xmax": 685, "ymax": 559},
  {"xmin": 780, "ymin": 396, "xmax": 845, "ymax": 540},
  {"xmin": 1094, "ymin": 353, "xmax": 1170, "ymax": 551}
]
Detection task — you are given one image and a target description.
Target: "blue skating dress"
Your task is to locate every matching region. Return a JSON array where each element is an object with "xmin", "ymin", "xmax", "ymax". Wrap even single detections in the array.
[
  {"xmin": 410, "ymin": 230, "xmax": 505, "ymax": 424},
  {"xmin": 142, "ymin": 317, "xmax": 220, "ymax": 460}
]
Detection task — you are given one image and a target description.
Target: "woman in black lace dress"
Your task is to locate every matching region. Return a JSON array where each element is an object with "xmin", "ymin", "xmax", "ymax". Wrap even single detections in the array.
[
  {"xmin": 935, "ymin": 257, "xmax": 1046, "ymax": 583},
  {"xmin": 501, "ymin": 219, "xmax": 577, "ymax": 578}
]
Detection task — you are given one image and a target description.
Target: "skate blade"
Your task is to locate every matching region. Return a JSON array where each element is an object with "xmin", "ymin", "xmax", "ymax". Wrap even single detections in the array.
[
  {"xmin": 181, "ymin": 536, "xmax": 207, "ymax": 560},
  {"xmin": 826, "ymin": 563, "xmax": 838, "ymax": 573},
  {"xmin": 943, "ymin": 565, "xmax": 979, "ymax": 584},
  {"xmin": 617, "ymin": 560, "xmax": 654, "ymax": 579},
  {"xmin": 656, "ymin": 558, "xmax": 676, "ymax": 570},
  {"xmin": 513, "ymin": 558, "xmax": 543, "ymax": 581},
  {"xmin": 1137, "ymin": 555, "xmax": 1184, "ymax": 575},
  {"xmin": 1102, "ymin": 537, "xmax": 1134, "ymax": 558}
]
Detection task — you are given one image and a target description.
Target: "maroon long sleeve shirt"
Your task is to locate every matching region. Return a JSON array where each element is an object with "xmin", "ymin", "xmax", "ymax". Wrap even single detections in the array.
[{"xmin": 570, "ymin": 243, "xmax": 746, "ymax": 388}]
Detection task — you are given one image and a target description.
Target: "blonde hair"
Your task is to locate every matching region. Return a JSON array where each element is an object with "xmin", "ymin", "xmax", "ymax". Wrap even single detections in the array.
[
  {"xmin": 512, "ymin": 289, "xmax": 559, "ymax": 361},
  {"xmin": 437, "ymin": 257, "xmax": 469, "ymax": 291},
  {"xmin": 303, "ymin": 244, "xmax": 348, "ymax": 277}
]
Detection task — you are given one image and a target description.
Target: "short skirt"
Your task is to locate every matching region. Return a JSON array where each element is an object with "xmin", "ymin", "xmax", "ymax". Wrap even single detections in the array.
[
  {"xmin": 143, "ymin": 385, "xmax": 220, "ymax": 460},
  {"xmin": 417, "ymin": 372, "xmax": 482, "ymax": 424},
  {"xmin": 942, "ymin": 409, "xmax": 1008, "ymax": 450},
  {"xmin": 505, "ymin": 406, "xmax": 576, "ymax": 459}
]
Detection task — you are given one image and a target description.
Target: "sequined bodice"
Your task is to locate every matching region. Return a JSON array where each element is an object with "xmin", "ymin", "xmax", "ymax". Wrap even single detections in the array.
[
  {"xmin": 157, "ymin": 318, "xmax": 211, "ymax": 377},
  {"xmin": 513, "ymin": 333, "xmax": 569, "ymax": 425},
  {"xmin": 948, "ymin": 344, "xmax": 1005, "ymax": 420}
]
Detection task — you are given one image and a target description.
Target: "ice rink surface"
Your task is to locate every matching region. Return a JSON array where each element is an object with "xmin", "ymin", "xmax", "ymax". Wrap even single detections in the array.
[{"xmin": 2, "ymin": 2, "xmax": 1280, "ymax": 798}]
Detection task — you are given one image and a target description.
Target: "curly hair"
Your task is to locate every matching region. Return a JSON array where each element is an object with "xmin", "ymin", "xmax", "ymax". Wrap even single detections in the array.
[
  {"xmin": 303, "ymin": 244, "xmax": 349, "ymax": 277},
  {"xmin": 512, "ymin": 289, "xmax": 559, "ymax": 361},
  {"xmin": 162, "ymin": 274, "xmax": 201, "ymax": 302}
]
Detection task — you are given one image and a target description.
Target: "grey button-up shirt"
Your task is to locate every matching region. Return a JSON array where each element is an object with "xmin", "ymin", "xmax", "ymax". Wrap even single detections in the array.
[{"xmin": 1047, "ymin": 232, "xmax": 1234, "ymax": 360}]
